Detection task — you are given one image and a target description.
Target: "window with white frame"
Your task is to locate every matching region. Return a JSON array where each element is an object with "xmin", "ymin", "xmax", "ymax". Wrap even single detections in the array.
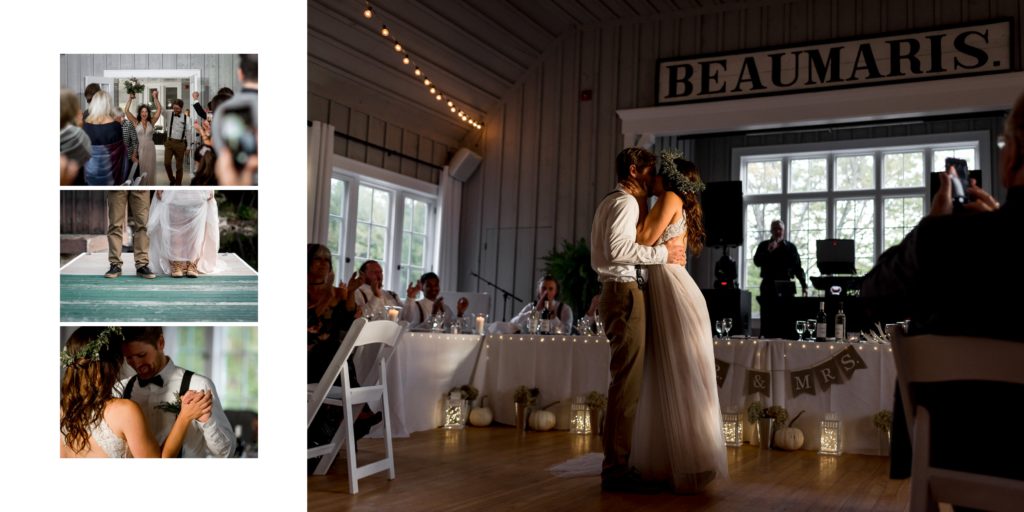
[
  {"xmin": 740, "ymin": 137, "xmax": 982, "ymax": 316},
  {"xmin": 326, "ymin": 169, "xmax": 438, "ymax": 292},
  {"xmin": 164, "ymin": 327, "xmax": 258, "ymax": 412}
]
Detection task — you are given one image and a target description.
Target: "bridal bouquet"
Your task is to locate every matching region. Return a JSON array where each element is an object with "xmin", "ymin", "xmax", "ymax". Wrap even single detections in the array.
[{"xmin": 123, "ymin": 77, "xmax": 146, "ymax": 96}]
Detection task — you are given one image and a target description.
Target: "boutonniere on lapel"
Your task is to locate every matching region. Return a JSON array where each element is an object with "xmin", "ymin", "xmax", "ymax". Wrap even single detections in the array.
[{"xmin": 154, "ymin": 392, "xmax": 182, "ymax": 414}]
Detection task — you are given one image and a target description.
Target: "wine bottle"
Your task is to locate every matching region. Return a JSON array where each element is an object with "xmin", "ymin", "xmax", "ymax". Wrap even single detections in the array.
[
  {"xmin": 816, "ymin": 301, "xmax": 827, "ymax": 342},
  {"xmin": 540, "ymin": 300, "xmax": 551, "ymax": 334},
  {"xmin": 834, "ymin": 302, "xmax": 846, "ymax": 341}
]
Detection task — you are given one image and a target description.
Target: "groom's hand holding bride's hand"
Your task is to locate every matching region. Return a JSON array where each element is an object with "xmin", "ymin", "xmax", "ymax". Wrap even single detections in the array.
[
  {"xmin": 665, "ymin": 236, "xmax": 687, "ymax": 266},
  {"xmin": 181, "ymin": 390, "xmax": 214, "ymax": 423}
]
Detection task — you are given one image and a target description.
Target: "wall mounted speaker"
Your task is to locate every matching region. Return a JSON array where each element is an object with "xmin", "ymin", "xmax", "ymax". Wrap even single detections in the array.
[
  {"xmin": 702, "ymin": 181, "xmax": 744, "ymax": 247},
  {"xmin": 448, "ymin": 147, "xmax": 482, "ymax": 182}
]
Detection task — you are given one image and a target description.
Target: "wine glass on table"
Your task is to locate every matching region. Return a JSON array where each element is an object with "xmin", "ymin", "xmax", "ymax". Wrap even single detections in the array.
[
  {"xmin": 806, "ymin": 319, "xmax": 817, "ymax": 342},
  {"xmin": 723, "ymin": 318, "xmax": 733, "ymax": 338},
  {"xmin": 715, "ymin": 320, "xmax": 724, "ymax": 340},
  {"xmin": 795, "ymin": 320, "xmax": 806, "ymax": 341}
]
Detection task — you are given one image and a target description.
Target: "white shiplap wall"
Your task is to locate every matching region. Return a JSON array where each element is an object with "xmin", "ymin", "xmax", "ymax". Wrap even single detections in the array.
[
  {"xmin": 458, "ymin": 0, "xmax": 1024, "ymax": 321},
  {"xmin": 60, "ymin": 54, "xmax": 242, "ymax": 106}
]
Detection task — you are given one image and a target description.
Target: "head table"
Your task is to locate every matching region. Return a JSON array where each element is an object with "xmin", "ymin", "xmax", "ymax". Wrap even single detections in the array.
[{"xmin": 365, "ymin": 331, "xmax": 894, "ymax": 455}]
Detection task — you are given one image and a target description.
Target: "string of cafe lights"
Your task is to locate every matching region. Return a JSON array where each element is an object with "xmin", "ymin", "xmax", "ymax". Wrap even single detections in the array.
[{"xmin": 361, "ymin": 1, "xmax": 483, "ymax": 130}]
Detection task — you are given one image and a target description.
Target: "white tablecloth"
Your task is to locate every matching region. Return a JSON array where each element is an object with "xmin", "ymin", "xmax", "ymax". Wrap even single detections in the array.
[
  {"xmin": 468, "ymin": 334, "xmax": 894, "ymax": 455},
  {"xmin": 713, "ymin": 338, "xmax": 895, "ymax": 455},
  {"xmin": 470, "ymin": 334, "xmax": 611, "ymax": 429},
  {"xmin": 369, "ymin": 332, "xmax": 484, "ymax": 438}
]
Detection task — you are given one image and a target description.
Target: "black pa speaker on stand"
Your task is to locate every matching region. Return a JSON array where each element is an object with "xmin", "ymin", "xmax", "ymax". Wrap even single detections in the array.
[{"xmin": 702, "ymin": 181, "xmax": 744, "ymax": 247}]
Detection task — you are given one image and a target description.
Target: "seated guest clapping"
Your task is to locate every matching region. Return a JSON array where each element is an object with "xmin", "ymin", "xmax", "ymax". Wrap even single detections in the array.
[
  {"xmin": 400, "ymin": 272, "xmax": 470, "ymax": 328},
  {"xmin": 511, "ymin": 275, "xmax": 574, "ymax": 333},
  {"xmin": 352, "ymin": 260, "xmax": 402, "ymax": 317}
]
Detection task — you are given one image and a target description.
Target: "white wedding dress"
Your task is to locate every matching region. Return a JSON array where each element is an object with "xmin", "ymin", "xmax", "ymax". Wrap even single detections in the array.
[
  {"xmin": 147, "ymin": 190, "xmax": 225, "ymax": 275},
  {"xmin": 629, "ymin": 215, "xmax": 729, "ymax": 493},
  {"xmin": 62, "ymin": 417, "xmax": 129, "ymax": 458}
]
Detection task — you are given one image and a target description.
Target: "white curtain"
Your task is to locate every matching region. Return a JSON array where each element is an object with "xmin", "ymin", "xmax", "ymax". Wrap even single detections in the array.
[
  {"xmin": 307, "ymin": 121, "xmax": 334, "ymax": 244},
  {"xmin": 436, "ymin": 166, "xmax": 462, "ymax": 293}
]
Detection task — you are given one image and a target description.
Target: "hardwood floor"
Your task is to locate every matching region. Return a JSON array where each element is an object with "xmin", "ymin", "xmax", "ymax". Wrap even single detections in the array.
[{"xmin": 308, "ymin": 426, "xmax": 910, "ymax": 511}]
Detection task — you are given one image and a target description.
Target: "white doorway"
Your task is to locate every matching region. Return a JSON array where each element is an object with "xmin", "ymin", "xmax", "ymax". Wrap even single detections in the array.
[{"xmin": 88, "ymin": 69, "xmax": 201, "ymax": 185}]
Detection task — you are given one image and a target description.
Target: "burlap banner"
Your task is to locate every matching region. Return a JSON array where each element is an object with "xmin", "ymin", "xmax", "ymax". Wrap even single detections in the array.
[
  {"xmin": 813, "ymin": 356, "xmax": 843, "ymax": 392},
  {"xmin": 714, "ymin": 358, "xmax": 730, "ymax": 388},
  {"xmin": 790, "ymin": 369, "xmax": 816, "ymax": 397},
  {"xmin": 745, "ymin": 369, "xmax": 771, "ymax": 397},
  {"xmin": 836, "ymin": 345, "xmax": 868, "ymax": 379}
]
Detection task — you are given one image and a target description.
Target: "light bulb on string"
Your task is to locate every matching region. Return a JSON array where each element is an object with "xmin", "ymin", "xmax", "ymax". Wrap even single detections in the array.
[
  {"xmin": 423, "ymin": 78, "xmax": 431, "ymax": 86},
  {"xmin": 435, "ymin": 94, "xmax": 443, "ymax": 101},
  {"xmin": 429, "ymin": 87, "xmax": 436, "ymax": 94},
  {"xmin": 363, "ymin": 3, "xmax": 373, "ymax": 18},
  {"xmin": 450, "ymin": 106, "xmax": 456, "ymax": 113},
  {"xmin": 380, "ymin": 25, "xmax": 390, "ymax": 37},
  {"xmin": 447, "ymin": 100, "xmax": 454, "ymax": 107},
  {"xmin": 414, "ymin": 67, "xmax": 422, "ymax": 76},
  {"xmin": 394, "ymin": 42, "xmax": 402, "ymax": 52},
  {"xmin": 402, "ymin": 54, "xmax": 410, "ymax": 65}
]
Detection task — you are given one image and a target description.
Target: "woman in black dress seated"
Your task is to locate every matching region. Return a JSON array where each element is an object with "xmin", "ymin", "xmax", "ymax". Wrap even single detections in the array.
[{"xmin": 307, "ymin": 244, "xmax": 382, "ymax": 449}]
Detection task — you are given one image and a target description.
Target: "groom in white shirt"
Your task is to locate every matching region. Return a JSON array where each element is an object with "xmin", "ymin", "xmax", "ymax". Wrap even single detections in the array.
[
  {"xmin": 117, "ymin": 327, "xmax": 235, "ymax": 457},
  {"xmin": 591, "ymin": 147, "xmax": 686, "ymax": 493}
]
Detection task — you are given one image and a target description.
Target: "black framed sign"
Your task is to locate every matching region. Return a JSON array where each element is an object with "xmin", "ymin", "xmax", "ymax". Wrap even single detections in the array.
[{"xmin": 656, "ymin": 20, "xmax": 1012, "ymax": 106}]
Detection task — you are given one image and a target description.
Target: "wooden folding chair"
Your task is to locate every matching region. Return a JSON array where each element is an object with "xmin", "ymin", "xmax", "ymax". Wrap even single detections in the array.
[
  {"xmin": 892, "ymin": 331, "xmax": 1024, "ymax": 512},
  {"xmin": 307, "ymin": 318, "xmax": 405, "ymax": 493}
]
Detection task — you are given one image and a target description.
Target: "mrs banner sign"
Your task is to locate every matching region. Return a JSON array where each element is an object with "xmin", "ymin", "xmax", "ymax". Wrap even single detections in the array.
[
  {"xmin": 657, "ymin": 20, "xmax": 1011, "ymax": 105},
  {"xmin": 724, "ymin": 345, "xmax": 870, "ymax": 398}
]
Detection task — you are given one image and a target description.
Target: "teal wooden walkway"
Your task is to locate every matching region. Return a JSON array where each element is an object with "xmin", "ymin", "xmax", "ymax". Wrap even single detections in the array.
[
  {"xmin": 59, "ymin": 252, "xmax": 257, "ymax": 322},
  {"xmin": 60, "ymin": 275, "xmax": 258, "ymax": 322}
]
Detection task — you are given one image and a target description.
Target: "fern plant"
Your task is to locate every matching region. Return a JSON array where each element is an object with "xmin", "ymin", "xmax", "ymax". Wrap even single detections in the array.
[{"xmin": 542, "ymin": 238, "xmax": 600, "ymax": 321}]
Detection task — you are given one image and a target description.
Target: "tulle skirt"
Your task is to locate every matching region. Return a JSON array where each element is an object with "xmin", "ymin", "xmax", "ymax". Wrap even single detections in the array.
[
  {"xmin": 630, "ymin": 263, "xmax": 728, "ymax": 493},
  {"xmin": 147, "ymin": 190, "xmax": 224, "ymax": 275}
]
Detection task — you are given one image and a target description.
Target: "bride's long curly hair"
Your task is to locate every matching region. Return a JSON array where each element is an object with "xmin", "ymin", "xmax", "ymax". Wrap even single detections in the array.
[
  {"xmin": 669, "ymin": 158, "xmax": 706, "ymax": 257},
  {"xmin": 60, "ymin": 327, "xmax": 124, "ymax": 454}
]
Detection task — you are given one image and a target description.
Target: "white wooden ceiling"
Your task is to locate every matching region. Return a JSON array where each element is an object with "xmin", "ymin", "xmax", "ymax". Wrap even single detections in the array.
[{"xmin": 309, "ymin": 0, "xmax": 738, "ymax": 143}]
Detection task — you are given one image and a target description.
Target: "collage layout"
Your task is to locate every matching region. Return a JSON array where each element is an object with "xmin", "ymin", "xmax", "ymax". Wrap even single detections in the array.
[{"xmin": 59, "ymin": 53, "xmax": 259, "ymax": 458}]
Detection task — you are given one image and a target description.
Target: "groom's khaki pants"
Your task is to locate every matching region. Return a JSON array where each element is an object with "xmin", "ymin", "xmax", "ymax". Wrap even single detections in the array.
[
  {"xmin": 600, "ymin": 280, "xmax": 647, "ymax": 475},
  {"xmin": 107, "ymin": 191, "xmax": 150, "ymax": 268}
]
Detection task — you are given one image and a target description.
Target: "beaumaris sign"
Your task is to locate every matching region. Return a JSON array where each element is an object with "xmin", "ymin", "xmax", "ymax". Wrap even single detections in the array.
[{"xmin": 656, "ymin": 20, "xmax": 1011, "ymax": 105}]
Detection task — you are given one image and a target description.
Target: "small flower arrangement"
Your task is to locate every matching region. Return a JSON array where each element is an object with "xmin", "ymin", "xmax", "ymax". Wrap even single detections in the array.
[
  {"xmin": 513, "ymin": 385, "xmax": 539, "ymax": 406},
  {"xmin": 873, "ymin": 410, "xmax": 893, "ymax": 432},
  {"xmin": 123, "ymin": 78, "xmax": 146, "ymax": 96},
  {"xmin": 746, "ymin": 402, "xmax": 788, "ymax": 424},
  {"xmin": 585, "ymin": 390, "xmax": 607, "ymax": 410},
  {"xmin": 447, "ymin": 384, "xmax": 479, "ymax": 403}
]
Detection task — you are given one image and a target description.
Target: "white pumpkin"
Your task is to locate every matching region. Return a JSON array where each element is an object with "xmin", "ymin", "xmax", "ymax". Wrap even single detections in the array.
[
  {"xmin": 469, "ymin": 407, "xmax": 493, "ymax": 427},
  {"xmin": 528, "ymin": 410, "xmax": 556, "ymax": 431},
  {"xmin": 774, "ymin": 427, "xmax": 804, "ymax": 450},
  {"xmin": 773, "ymin": 410, "xmax": 806, "ymax": 451},
  {"xmin": 528, "ymin": 401, "xmax": 560, "ymax": 431}
]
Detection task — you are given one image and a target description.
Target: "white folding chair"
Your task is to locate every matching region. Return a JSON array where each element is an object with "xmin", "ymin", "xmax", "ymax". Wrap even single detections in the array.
[
  {"xmin": 307, "ymin": 318, "xmax": 405, "ymax": 493},
  {"xmin": 892, "ymin": 331, "xmax": 1024, "ymax": 512}
]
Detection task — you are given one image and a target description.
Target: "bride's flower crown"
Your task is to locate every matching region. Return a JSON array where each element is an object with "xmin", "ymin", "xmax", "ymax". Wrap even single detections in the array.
[
  {"xmin": 658, "ymin": 149, "xmax": 706, "ymax": 196},
  {"xmin": 60, "ymin": 326, "xmax": 122, "ymax": 368}
]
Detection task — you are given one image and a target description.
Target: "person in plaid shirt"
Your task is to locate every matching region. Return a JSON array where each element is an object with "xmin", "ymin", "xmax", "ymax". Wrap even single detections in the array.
[{"xmin": 114, "ymin": 107, "xmax": 139, "ymax": 174}]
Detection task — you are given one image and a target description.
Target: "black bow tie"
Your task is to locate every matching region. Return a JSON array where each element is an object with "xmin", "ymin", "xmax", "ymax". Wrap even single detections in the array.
[{"xmin": 138, "ymin": 375, "xmax": 164, "ymax": 388}]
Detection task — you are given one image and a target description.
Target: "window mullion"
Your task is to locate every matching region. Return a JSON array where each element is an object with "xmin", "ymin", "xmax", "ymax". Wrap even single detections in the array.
[{"xmin": 390, "ymin": 190, "xmax": 403, "ymax": 293}]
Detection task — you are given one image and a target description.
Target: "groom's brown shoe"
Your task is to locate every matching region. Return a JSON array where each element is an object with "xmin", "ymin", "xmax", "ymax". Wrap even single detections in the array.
[{"xmin": 601, "ymin": 467, "xmax": 662, "ymax": 494}]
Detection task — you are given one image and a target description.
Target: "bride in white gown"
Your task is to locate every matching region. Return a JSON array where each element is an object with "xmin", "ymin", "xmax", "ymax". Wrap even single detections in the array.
[
  {"xmin": 148, "ymin": 190, "xmax": 225, "ymax": 277},
  {"xmin": 60, "ymin": 327, "xmax": 212, "ymax": 458},
  {"xmin": 629, "ymin": 153, "xmax": 728, "ymax": 493}
]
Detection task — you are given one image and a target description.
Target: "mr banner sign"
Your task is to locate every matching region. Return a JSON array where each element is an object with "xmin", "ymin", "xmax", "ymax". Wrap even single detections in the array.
[{"xmin": 657, "ymin": 20, "xmax": 1011, "ymax": 105}]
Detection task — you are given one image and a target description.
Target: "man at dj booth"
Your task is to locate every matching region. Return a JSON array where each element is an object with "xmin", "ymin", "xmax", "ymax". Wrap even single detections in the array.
[{"xmin": 753, "ymin": 219, "xmax": 808, "ymax": 338}]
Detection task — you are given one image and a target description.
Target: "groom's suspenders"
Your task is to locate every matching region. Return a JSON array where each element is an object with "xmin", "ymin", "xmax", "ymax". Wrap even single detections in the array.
[
  {"xmin": 123, "ymin": 370, "xmax": 195, "ymax": 458},
  {"xmin": 122, "ymin": 370, "xmax": 194, "ymax": 400}
]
